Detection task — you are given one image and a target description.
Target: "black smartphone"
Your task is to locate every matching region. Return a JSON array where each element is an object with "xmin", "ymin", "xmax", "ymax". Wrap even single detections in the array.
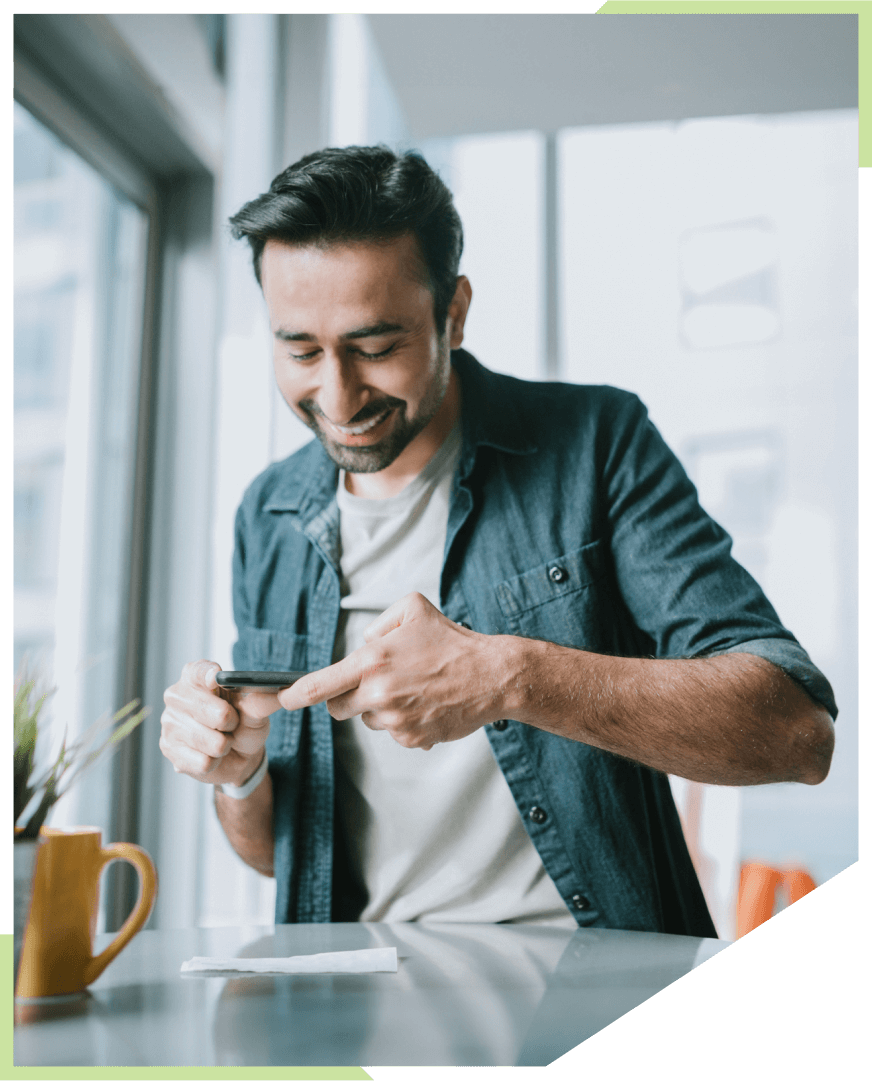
[{"xmin": 215, "ymin": 671, "xmax": 307, "ymax": 691}]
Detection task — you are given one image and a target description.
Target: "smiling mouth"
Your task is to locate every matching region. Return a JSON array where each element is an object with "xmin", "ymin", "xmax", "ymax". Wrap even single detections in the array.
[{"xmin": 324, "ymin": 407, "xmax": 393, "ymax": 439}]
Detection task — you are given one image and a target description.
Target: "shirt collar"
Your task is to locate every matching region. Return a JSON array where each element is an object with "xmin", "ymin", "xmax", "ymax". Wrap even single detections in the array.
[{"xmin": 451, "ymin": 349, "xmax": 539, "ymax": 479}]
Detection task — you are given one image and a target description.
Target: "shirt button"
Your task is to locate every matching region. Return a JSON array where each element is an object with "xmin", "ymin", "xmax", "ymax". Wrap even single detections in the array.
[
  {"xmin": 491, "ymin": 719, "xmax": 508, "ymax": 731},
  {"xmin": 571, "ymin": 893, "xmax": 591, "ymax": 911},
  {"xmin": 528, "ymin": 806, "xmax": 548, "ymax": 825},
  {"xmin": 548, "ymin": 565, "xmax": 568, "ymax": 583},
  {"xmin": 456, "ymin": 620, "xmax": 472, "ymax": 630}
]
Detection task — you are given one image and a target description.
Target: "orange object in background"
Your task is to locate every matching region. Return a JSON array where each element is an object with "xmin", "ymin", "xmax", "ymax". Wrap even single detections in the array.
[
  {"xmin": 780, "ymin": 868, "xmax": 816, "ymax": 906},
  {"xmin": 736, "ymin": 861, "xmax": 816, "ymax": 938}
]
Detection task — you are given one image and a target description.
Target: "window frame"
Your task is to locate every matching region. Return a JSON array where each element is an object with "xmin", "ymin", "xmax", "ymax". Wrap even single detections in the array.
[{"xmin": 14, "ymin": 36, "xmax": 164, "ymax": 930}]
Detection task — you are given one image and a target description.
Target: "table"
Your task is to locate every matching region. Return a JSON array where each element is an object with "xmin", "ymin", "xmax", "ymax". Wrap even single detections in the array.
[{"xmin": 14, "ymin": 921, "xmax": 727, "ymax": 1067}]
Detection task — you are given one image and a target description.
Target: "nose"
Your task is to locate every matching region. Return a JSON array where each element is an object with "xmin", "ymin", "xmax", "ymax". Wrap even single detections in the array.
[{"xmin": 316, "ymin": 353, "xmax": 368, "ymax": 426}]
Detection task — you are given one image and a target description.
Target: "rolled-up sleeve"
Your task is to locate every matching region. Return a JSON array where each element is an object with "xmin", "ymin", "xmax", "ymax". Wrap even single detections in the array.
[
  {"xmin": 717, "ymin": 637, "xmax": 837, "ymax": 719},
  {"xmin": 603, "ymin": 394, "xmax": 837, "ymax": 720}
]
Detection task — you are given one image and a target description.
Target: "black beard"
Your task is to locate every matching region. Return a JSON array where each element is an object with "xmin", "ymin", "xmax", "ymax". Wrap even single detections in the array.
[
  {"xmin": 305, "ymin": 405, "xmax": 420, "ymax": 473},
  {"xmin": 298, "ymin": 359, "xmax": 451, "ymax": 474}
]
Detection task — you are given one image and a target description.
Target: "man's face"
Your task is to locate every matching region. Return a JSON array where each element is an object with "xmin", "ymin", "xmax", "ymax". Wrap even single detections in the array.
[{"xmin": 260, "ymin": 234, "xmax": 468, "ymax": 475}]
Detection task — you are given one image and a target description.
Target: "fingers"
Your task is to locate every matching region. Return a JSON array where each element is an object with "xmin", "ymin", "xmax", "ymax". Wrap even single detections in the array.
[
  {"xmin": 229, "ymin": 709, "xmax": 271, "ymax": 757},
  {"xmin": 161, "ymin": 660, "xmax": 271, "ymax": 786},
  {"xmin": 359, "ymin": 710, "xmax": 436, "ymax": 751},
  {"xmin": 363, "ymin": 591, "xmax": 433, "ymax": 642},
  {"xmin": 231, "ymin": 689, "xmax": 284, "ymax": 722},
  {"xmin": 165, "ymin": 668, "xmax": 239, "ymax": 734},
  {"xmin": 159, "ymin": 711, "xmax": 231, "ymax": 782},
  {"xmin": 363, "ymin": 603, "xmax": 406, "ymax": 642},
  {"xmin": 276, "ymin": 593, "xmax": 488, "ymax": 751},
  {"xmin": 161, "ymin": 682, "xmax": 235, "ymax": 762},
  {"xmin": 182, "ymin": 658, "xmax": 222, "ymax": 693},
  {"xmin": 158, "ymin": 732, "xmax": 222, "ymax": 778},
  {"xmin": 278, "ymin": 652, "xmax": 369, "ymax": 713},
  {"xmin": 279, "ymin": 595, "xmax": 444, "ymax": 713}
]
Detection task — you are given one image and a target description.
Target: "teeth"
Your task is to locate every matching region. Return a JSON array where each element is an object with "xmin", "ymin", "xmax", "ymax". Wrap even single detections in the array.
[{"xmin": 329, "ymin": 410, "xmax": 389, "ymax": 436}]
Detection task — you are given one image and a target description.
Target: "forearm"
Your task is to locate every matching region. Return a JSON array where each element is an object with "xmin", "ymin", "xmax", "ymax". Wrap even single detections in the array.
[
  {"xmin": 499, "ymin": 638, "xmax": 834, "ymax": 786},
  {"xmin": 214, "ymin": 770, "xmax": 275, "ymax": 876}
]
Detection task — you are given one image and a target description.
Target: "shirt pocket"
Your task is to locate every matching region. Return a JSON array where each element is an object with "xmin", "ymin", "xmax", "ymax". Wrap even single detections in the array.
[
  {"xmin": 494, "ymin": 538, "xmax": 611, "ymax": 648},
  {"xmin": 232, "ymin": 626, "xmax": 310, "ymax": 672}
]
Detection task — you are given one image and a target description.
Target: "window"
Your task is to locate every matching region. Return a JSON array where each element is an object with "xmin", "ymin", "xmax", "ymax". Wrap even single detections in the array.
[
  {"xmin": 421, "ymin": 131, "xmax": 545, "ymax": 382},
  {"xmin": 14, "ymin": 101, "xmax": 150, "ymax": 839},
  {"xmin": 559, "ymin": 110, "xmax": 858, "ymax": 929}
]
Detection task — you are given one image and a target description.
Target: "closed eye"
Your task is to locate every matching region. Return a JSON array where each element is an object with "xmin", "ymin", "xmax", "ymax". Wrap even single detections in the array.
[
  {"xmin": 285, "ymin": 342, "xmax": 398, "ymax": 362},
  {"xmin": 355, "ymin": 344, "xmax": 396, "ymax": 359}
]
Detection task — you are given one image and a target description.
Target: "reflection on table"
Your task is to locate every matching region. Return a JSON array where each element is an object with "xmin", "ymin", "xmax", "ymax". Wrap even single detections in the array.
[{"xmin": 14, "ymin": 921, "xmax": 727, "ymax": 1067}]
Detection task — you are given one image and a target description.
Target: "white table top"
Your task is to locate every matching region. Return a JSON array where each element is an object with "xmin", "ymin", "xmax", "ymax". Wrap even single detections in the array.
[{"xmin": 14, "ymin": 921, "xmax": 727, "ymax": 1067}]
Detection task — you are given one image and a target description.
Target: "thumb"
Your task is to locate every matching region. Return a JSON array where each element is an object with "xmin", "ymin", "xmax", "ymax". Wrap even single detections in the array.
[
  {"xmin": 232, "ymin": 689, "xmax": 283, "ymax": 723},
  {"xmin": 363, "ymin": 592, "xmax": 431, "ymax": 642}
]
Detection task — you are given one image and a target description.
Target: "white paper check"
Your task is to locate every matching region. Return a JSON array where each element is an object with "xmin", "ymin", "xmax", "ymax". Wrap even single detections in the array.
[{"xmin": 180, "ymin": 946, "xmax": 398, "ymax": 975}]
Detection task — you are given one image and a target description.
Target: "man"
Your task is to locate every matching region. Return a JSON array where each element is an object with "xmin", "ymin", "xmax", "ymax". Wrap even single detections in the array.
[{"xmin": 161, "ymin": 146, "xmax": 836, "ymax": 935}]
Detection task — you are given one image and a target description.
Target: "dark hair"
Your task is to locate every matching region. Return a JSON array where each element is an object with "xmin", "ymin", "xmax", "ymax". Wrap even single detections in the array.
[{"xmin": 229, "ymin": 145, "xmax": 463, "ymax": 334}]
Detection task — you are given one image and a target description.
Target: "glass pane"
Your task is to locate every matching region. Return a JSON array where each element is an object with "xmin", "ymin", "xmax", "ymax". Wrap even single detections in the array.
[
  {"xmin": 14, "ymin": 102, "xmax": 150, "ymax": 838},
  {"xmin": 421, "ymin": 131, "xmax": 544, "ymax": 381},
  {"xmin": 559, "ymin": 111, "xmax": 858, "ymax": 909}
]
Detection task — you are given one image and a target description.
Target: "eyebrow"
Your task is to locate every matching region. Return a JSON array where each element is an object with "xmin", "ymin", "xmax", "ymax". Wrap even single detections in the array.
[{"xmin": 274, "ymin": 322, "xmax": 406, "ymax": 343}]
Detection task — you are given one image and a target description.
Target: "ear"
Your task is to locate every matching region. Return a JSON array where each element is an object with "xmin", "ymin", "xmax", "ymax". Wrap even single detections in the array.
[{"xmin": 446, "ymin": 276, "xmax": 472, "ymax": 350}]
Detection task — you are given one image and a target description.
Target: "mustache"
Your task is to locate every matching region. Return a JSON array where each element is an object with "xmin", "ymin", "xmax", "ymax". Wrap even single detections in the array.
[{"xmin": 299, "ymin": 397, "xmax": 404, "ymax": 425}]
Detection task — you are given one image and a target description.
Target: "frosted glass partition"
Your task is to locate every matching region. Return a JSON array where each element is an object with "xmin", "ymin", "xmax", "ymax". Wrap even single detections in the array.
[{"xmin": 559, "ymin": 110, "xmax": 858, "ymax": 897}]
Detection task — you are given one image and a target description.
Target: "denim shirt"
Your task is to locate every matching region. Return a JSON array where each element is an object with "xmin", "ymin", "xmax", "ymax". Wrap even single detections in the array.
[{"xmin": 232, "ymin": 349, "xmax": 837, "ymax": 935}]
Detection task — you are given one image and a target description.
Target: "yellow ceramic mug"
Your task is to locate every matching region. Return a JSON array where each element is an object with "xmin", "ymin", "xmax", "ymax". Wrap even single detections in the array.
[{"xmin": 16, "ymin": 827, "xmax": 157, "ymax": 999}]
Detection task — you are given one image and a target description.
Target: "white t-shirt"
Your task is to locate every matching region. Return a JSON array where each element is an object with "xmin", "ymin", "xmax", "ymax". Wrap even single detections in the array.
[{"xmin": 332, "ymin": 426, "xmax": 575, "ymax": 927}]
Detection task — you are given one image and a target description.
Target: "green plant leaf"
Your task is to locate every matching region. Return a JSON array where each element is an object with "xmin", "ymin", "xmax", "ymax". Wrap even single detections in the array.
[
  {"xmin": 14, "ymin": 660, "xmax": 150, "ymax": 835},
  {"xmin": 57, "ymin": 703, "xmax": 150, "ymax": 798}
]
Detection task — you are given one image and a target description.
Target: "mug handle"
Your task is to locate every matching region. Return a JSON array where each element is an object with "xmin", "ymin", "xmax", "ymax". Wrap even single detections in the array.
[{"xmin": 84, "ymin": 842, "xmax": 158, "ymax": 985}]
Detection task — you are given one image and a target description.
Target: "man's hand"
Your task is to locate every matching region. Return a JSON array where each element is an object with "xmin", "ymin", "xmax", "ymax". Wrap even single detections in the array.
[
  {"xmin": 282, "ymin": 595, "xmax": 834, "ymax": 784},
  {"xmin": 278, "ymin": 593, "xmax": 509, "ymax": 750},
  {"xmin": 160, "ymin": 660, "xmax": 283, "ymax": 786}
]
